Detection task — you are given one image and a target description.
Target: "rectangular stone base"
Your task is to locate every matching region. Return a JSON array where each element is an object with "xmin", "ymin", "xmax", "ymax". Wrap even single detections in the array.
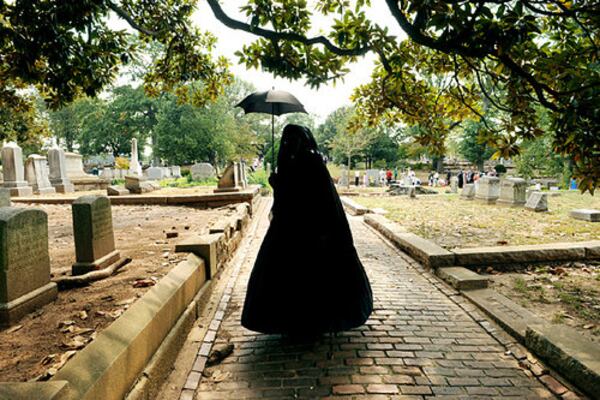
[
  {"xmin": 475, "ymin": 196, "xmax": 498, "ymax": 204},
  {"xmin": 7, "ymin": 186, "xmax": 33, "ymax": 197},
  {"xmin": 51, "ymin": 183, "xmax": 75, "ymax": 193},
  {"xmin": 496, "ymin": 199, "xmax": 525, "ymax": 207},
  {"xmin": 0, "ymin": 282, "xmax": 58, "ymax": 326},
  {"xmin": 35, "ymin": 186, "xmax": 57, "ymax": 195},
  {"xmin": 72, "ymin": 250, "xmax": 121, "ymax": 276},
  {"xmin": 570, "ymin": 209, "xmax": 600, "ymax": 222}
]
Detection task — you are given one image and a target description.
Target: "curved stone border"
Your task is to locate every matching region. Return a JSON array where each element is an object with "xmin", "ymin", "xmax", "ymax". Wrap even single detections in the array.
[{"xmin": 340, "ymin": 196, "xmax": 372, "ymax": 215}]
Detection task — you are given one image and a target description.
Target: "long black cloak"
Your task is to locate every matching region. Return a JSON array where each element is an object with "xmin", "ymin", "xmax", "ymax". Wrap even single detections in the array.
[{"xmin": 241, "ymin": 124, "xmax": 373, "ymax": 335}]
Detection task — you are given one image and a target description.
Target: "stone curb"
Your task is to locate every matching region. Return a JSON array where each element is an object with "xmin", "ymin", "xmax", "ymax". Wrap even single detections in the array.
[
  {"xmin": 436, "ymin": 266, "xmax": 488, "ymax": 290},
  {"xmin": 363, "ymin": 214, "xmax": 455, "ymax": 268},
  {"xmin": 463, "ymin": 288, "xmax": 600, "ymax": 398},
  {"xmin": 340, "ymin": 196, "xmax": 372, "ymax": 216}
]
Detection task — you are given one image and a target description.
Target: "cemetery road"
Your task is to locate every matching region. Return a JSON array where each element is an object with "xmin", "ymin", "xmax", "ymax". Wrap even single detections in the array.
[{"xmin": 180, "ymin": 198, "xmax": 559, "ymax": 399}]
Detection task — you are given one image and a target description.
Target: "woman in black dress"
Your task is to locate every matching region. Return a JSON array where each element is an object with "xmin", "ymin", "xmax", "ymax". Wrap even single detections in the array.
[{"xmin": 241, "ymin": 124, "xmax": 373, "ymax": 335}]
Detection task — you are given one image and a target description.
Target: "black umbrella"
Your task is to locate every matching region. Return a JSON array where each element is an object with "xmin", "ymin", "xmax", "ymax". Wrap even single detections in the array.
[{"xmin": 236, "ymin": 89, "xmax": 307, "ymax": 168}]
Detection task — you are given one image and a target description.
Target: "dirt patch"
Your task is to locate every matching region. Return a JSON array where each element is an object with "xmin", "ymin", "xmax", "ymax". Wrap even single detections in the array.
[
  {"xmin": 355, "ymin": 190, "xmax": 600, "ymax": 249},
  {"xmin": 0, "ymin": 203, "xmax": 230, "ymax": 382},
  {"xmin": 487, "ymin": 261, "xmax": 600, "ymax": 342}
]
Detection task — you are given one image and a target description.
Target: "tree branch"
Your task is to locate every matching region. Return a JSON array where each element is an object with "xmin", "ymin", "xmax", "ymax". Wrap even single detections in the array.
[
  {"xmin": 206, "ymin": 0, "xmax": 370, "ymax": 57},
  {"xmin": 107, "ymin": 1, "xmax": 159, "ymax": 37}
]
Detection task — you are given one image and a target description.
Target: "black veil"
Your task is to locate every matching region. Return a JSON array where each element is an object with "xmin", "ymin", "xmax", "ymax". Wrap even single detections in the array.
[{"xmin": 241, "ymin": 124, "xmax": 373, "ymax": 334}]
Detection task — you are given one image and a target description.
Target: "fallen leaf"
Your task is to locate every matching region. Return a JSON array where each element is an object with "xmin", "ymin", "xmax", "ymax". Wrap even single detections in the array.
[
  {"xmin": 133, "ymin": 279, "xmax": 156, "ymax": 288},
  {"xmin": 583, "ymin": 324, "xmax": 595, "ymax": 329},
  {"xmin": 115, "ymin": 297, "xmax": 136, "ymax": 306},
  {"xmin": 39, "ymin": 354, "xmax": 57, "ymax": 366},
  {"xmin": 78, "ymin": 310, "xmax": 88, "ymax": 320},
  {"xmin": 6, "ymin": 324, "xmax": 23, "ymax": 334},
  {"xmin": 61, "ymin": 336, "xmax": 86, "ymax": 350},
  {"xmin": 57, "ymin": 320, "xmax": 76, "ymax": 328}
]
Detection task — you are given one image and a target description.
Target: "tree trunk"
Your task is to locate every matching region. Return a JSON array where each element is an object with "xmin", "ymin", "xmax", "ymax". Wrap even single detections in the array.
[{"xmin": 347, "ymin": 154, "xmax": 351, "ymax": 189}]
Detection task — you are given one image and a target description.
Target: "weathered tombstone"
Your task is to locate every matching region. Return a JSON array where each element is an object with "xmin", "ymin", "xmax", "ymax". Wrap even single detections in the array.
[
  {"xmin": 25, "ymin": 155, "xmax": 56, "ymax": 194},
  {"xmin": 128, "ymin": 138, "xmax": 142, "ymax": 176},
  {"xmin": 47, "ymin": 146, "xmax": 75, "ymax": 193},
  {"xmin": 460, "ymin": 183, "xmax": 476, "ymax": 199},
  {"xmin": 1, "ymin": 142, "xmax": 33, "ymax": 196},
  {"xmin": 450, "ymin": 176, "xmax": 458, "ymax": 193},
  {"xmin": 71, "ymin": 195, "xmax": 120, "ymax": 275},
  {"xmin": 191, "ymin": 163, "xmax": 216, "ymax": 181},
  {"xmin": 238, "ymin": 161, "xmax": 248, "ymax": 188},
  {"xmin": 525, "ymin": 191, "xmax": 548, "ymax": 212},
  {"xmin": 214, "ymin": 162, "xmax": 242, "ymax": 192},
  {"xmin": 497, "ymin": 177, "xmax": 527, "ymax": 206},
  {"xmin": 145, "ymin": 167, "xmax": 164, "ymax": 180},
  {"xmin": 475, "ymin": 176, "xmax": 500, "ymax": 204},
  {"xmin": 106, "ymin": 186, "xmax": 130, "ymax": 196},
  {"xmin": 570, "ymin": 209, "xmax": 600, "ymax": 222},
  {"xmin": 125, "ymin": 175, "xmax": 154, "ymax": 194},
  {"xmin": 161, "ymin": 167, "xmax": 171, "ymax": 178},
  {"xmin": 408, "ymin": 186, "xmax": 416, "ymax": 198},
  {"xmin": 339, "ymin": 167, "xmax": 349, "ymax": 186},
  {"xmin": 0, "ymin": 207, "xmax": 57, "ymax": 326},
  {"xmin": 170, "ymin": 166, "xmax": 182, "ymax": 178},
  {"xmin": 64, "ymin": 152, "xmax": 89, "ymax": 179},
  {"xmin": 0, "ymin": 189, "xmax": 10, "ymax": 207},
  {"xmin": 366, "ymin": 169, "xmax": 380, "ymax": 187}
]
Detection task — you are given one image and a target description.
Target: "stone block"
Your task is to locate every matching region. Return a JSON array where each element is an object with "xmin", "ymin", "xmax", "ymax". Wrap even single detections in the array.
[
  {"xmin": 47, "ymin": 147, "xmax": 75, "ymax": 193},
  {"xmin": 25, "ymin": 154, "xmax": 56, "ymax": 195},
  {"xmin": 497, "ymin": 178, "xmax": 526, "ymax": 206},
  {"xmin": 106, "ymin": 186, "xmax": 130, "ymax": 196},
  {"xmin": 0, "ymin": 189, "xmax": 10, "ymax": 207},
  {"xmin": 475, "ymin": 176, "xmax": 500, "ymax": 204},
  {"xmin": 454, "ymin": 242, "xmax": 587, "ymax": 267},
  {"xmin": 0, "ymin": 381, "xmax": 71, "ymax": 400},
  {"xmin": 1, "ymin": 142, "xmax": 34, "ymax": 197},
  {"xmin": 0, "ymin": 207, "xmax": 57, "ymax": 326},
  {"xmin": 436, "ymin": 267, "xmax": 488, "ymax": 290},
  {"xmin": 340, "ymin": 196, "xmax": 371, "ymax": 216},
  {"xmin": 460, "ymin": 183, "xmax": 475, "ymax": 199},
  {"xmin": 125, "ymin": 175, "xmax": 155, "ymax": 194},
  {"xmin": 71, "ymin": 195, "xmax": 120, "ymax": 275},
  {"xmin": 145, "ymin": 167, "xmax": 165, "ymax": 180},
  {"xmin": 214, "ymin": 163, "xmax": 243, "ymax": 193},
  {"xmin": 175, "ymin": 234, "xmax": 222, "ymax": 279},
  {"xmin": 190, "ymin": 163, "xmax": 216, "ymax": 181},
  {"xmin": 570, "ymin": 209, "xmax": 600, "ymax": 222},
  {"xmin": 525, "ymin": 191, "xmax": 548, "ymax": 212},
  {"xmin": 526, "ymin": 325, "xmax": 600, "ymax": 399}
]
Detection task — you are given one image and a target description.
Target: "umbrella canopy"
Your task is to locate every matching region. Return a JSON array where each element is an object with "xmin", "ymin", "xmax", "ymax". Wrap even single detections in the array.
[
  {"xmin": 236, "ymin": 90, "xmax": 307, "ymax": 116},
  {"xmin": 236, "ymin": 89, "xmax": 307, "ymax": 169}
]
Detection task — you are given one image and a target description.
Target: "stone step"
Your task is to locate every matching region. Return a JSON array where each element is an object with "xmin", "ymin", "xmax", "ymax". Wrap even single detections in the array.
[{"xmin": 436, "ymin": 267, "xmax": 488, "ymax": 290}]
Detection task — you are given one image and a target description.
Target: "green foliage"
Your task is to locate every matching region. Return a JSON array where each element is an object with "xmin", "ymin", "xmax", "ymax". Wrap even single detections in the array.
[
  {"xmin": 457, "ymin": 120, "xmax": 495, "ymax": 169},
  {"xmin": 515, "ymin": 131, "xmax": 568, "ymax": 180},
  {"xmin": 495, "ymin": 164, "xmax": 507, "ymax": 174},
  {"xmin": 159, "ymin": 177, "xmax": 218, "ymax": 188},
  {"xmin": 248, "ymin": 168, "xmax": 271, "ymax": 192}
]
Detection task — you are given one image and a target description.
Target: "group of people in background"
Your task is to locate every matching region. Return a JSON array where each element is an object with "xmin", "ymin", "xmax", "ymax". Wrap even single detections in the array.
[{"xmin": 456, "ymin": 167, "xmax": 498, "ymax": 189}]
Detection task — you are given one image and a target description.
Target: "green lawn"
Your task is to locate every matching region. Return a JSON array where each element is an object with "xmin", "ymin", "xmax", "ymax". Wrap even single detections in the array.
[{"xmin": 355, "ymin": 191, "xmax": 600, "ymax": 249}]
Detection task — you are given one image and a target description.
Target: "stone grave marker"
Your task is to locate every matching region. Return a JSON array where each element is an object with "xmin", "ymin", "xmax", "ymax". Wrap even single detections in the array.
[
  {"xmin": 170, "ymin": 166, "xmax": 182, "ymax": 178},
  {"xmin": 125, "ymin": 175, "xmax": 154, "ymax": 194},
  {"xmin": 25, "ymin": 154, "xmax": 56, "ymax": 194},
  {"xmin": 460, "ymin": 183, "xmax": 475, "ymax": 199},
  {"xmin": 128, "ymin": 138, "xmax": 142, "ymax": 177},
  {"xmin": 1, "ymin": 142, "xmax": 33, "ymax": 196},
  {"xmin": 570, "ymin": 209, "xmax": 600, "ymax": 222},
  {"xmin": 339, "ymin": 167, "xmax": 349, "ymax": 186},
  {"xmin": 366, "ymin": 169, "xmax": 380, "ymax": 187},
  {"xmin": 215, "ymin": 163, "xmax": 242, "ymax": 193},
  {"xmin": 450, "ymin": 176, "xmax": 458, "ymax": 193},
  {"xmin": 0, "ymin": 207, "xmax": 57, "ymax": 326},
  {"xmin": 100, "ymin": 167, "xmax": 113, "ymax": 180},
  {"xmin": 408, "ymin": 186, "xmax": 416, "ymax": 198},
  {"xmin": 71, "ymin": 195, "xmax": 120, "ymax": 275},
  {"xmin": 525, "ymin": 191, "xmax": 548, "ymax": 212},
  {"xmin": 191, "ymin": 163, "xmax": 216, "ymax": 181},
  {"xmin": 497, "ymin": 177, "xmax": 527, "ymax": 206},
  {"xmin": 107, "ymin": 186, "xmax": 130, "ymax": 196},
  {"xmin": 145, "ymin": 167, "xmax": 165, "ymax": 180},
  {"xmin": 48, "ymin": 146, "xmax": 75, "ymax": 193},
  {"xmin": 475, "ymin": 176, "xmax": 500, "ymax": 204},
  {"xmin": 238, "ymin": 162, "xmax": 248, "ymax": 188}
]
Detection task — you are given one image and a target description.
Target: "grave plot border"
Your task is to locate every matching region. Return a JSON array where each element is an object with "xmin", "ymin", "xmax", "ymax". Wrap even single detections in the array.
[
  {"xmin": 340, "ymin": 196, "xmax": 372, "ymax": 216},
  {"xmin": 0, "ymin": 199, "xmax": 257, "ymax": 400}
]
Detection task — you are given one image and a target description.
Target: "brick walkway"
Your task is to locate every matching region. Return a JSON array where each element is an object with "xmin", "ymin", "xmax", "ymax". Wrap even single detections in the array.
[{"xmin": 190, "ymin": 201, "xmax": 557, "ymax": 399}]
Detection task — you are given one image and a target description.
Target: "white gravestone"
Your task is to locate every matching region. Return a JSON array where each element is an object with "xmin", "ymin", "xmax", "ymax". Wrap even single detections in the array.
[
  {"xmin": 145, "ymin": 167, "xmax": 165, "ymax": 180},
  {"xmin": 128, "ymin": 138, "xmax": 142, "ymax": 177},
  {"xmin": 339, "ymin": 167, "xmax": 349, "ymax": 186},
  {"xmin": 366, "ymin": 169, "xmax": 380, "ymax": 187},
  {"xmin": 191, "ymin": 163, "xmax": 216, "ymax": 181},
  {"xmin": 497, "ymin": 178, "xmax": 527, "ymax": 206},
  {"xmin": 64, "ymin": 152, "xmax": 90, "ymax": 178},
  {"xmin": 170, "ymin": 166, "xmax": 182, "ymax": 178},
  {"xmin": 525, "ymin": 191, "xmax": 548, "ymax": 212},
  {"xmin": 48, "ymin": 146, "xmax": 75, "ymax": 193},
  {"xmin": 100, "ymin": 167, "xmax": 113, "ymax": 180},
  {"xmin": 461, "ymin": 183, "xmax": 476, "ymax": 199},
  {"xmin": 450, "ymin": 176, "xmax": 458, "ymax": 193},
  {"xmin": 569, "ymin": 209, "xmax": 600, "ymax": 222},
  {"xmin": 475, "ymin": 176, "xmax": 500, "ymax": 204},
  {"xmin": 1, "ymin": 142, "xmax": 33, "ymax": 196},
  {"xmin": 25, "ymin": 155, "xmax": 56, "ymax": 194}
]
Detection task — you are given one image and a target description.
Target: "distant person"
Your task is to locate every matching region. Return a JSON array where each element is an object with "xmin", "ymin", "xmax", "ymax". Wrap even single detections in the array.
[
  {"xmin": 242, "ymin": 124, "xmax": 373, "ymax": 335},
  {"xmin": 386, "ymin": 169, "xmax": 392, "ymax": 185},
  {"xmin": 393, "ymin": 167, "xmax": 398, "ymax": 181},
  {"xmin": 354, "ymin": 170, "xmax": 360, "ymax": 186},
  {"xmin": 457, "ymin": 169, "xmax": 464, "ymax": 188},
  {"xmin": 446, "ymin": 169, "xmax": 451, "ymax": 184}
]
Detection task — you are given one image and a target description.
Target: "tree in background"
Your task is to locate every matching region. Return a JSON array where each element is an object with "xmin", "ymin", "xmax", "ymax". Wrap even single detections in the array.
[{"xmin": 457, "ymin": 120, "xmax": 495, "ymax": 171}]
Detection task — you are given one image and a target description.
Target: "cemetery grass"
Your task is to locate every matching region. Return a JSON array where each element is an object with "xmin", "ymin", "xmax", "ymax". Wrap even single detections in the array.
[
  {"xmin": 0, "ymin": 204, "xmax": 229, "ymax": 382},
  {"xmin": 354, "ymin": 190, "xmax": 600, "ymax": 249},
  {"xmin": 488, "ymin": 262, "xmax": 600, "ymax": 342}
]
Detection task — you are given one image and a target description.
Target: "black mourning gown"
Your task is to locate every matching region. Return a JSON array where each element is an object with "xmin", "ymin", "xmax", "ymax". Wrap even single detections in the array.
[{"xmin": 241, "ymin": 124, "xmax": 373, "ymax": 335}]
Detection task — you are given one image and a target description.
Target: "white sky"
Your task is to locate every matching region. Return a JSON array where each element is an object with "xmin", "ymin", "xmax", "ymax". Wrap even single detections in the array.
[{"xmin": 191, "ymin": 1, "xmax": 405, "ymax": 120}]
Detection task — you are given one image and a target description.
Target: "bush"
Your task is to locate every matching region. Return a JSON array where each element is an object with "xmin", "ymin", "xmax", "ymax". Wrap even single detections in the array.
[
  {"xmin": 158, "ymin": 177, "xmax": 218, "ymax": 188},
  {"xmin": 114, "ymin": 157, "xmax": 129, "ymax": 170},
  {"xmin": 495, "ymin": 164, "xmax": 507, "ymax": 174},
  {"xmin": 248, "ymin": 169, "xmax": 271, "ymax": 193},
  {"xmin": 111, "ymin": 178, "xmax": 125, "ymax": 185}
]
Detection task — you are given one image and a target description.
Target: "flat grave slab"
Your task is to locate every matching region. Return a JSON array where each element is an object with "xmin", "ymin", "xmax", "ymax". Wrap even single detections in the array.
[
  {"xmin": 436, "ymin": 267, "xmax": 488, "ymax": 290},
  {"xmin": 570, "ymin": 208, "xmax": 600, "ymax": 222}
]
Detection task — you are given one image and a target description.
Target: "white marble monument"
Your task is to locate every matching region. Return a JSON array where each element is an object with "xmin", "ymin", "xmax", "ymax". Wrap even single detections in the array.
[{"xmin": 1, "ymin": 142, "xmax": 33, "ymax": 196}]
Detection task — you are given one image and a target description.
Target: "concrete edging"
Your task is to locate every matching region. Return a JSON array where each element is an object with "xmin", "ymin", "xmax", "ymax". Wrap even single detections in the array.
[
  {"xmin": 364, "ymin": 214, "xmax": 455, "ymax": 268},
  {"xmin": 340, "ymin": 196, "xmax": 372, "ymax": 216}
]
